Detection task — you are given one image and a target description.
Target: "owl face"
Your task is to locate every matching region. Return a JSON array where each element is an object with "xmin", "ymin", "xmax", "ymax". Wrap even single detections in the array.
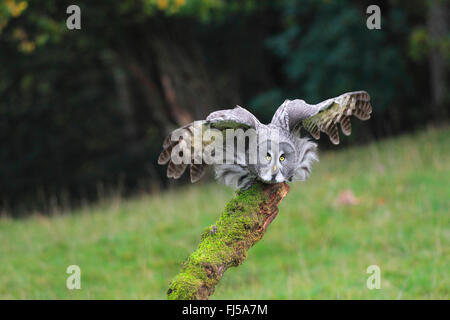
[{"xmin": 253, "ymin": 140, "xmax": 297, "ymax": 183}]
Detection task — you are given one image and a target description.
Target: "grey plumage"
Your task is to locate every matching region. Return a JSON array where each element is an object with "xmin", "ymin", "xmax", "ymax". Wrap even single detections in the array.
[{"xmin": 159, "ymin": 91, "xmax": 372, "ymax": 189}]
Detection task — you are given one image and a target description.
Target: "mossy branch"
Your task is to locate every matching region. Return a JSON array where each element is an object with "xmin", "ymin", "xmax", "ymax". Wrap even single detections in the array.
[{"xmin": 167, "ymin": 182, "xmax": 290, "ymax": 300}]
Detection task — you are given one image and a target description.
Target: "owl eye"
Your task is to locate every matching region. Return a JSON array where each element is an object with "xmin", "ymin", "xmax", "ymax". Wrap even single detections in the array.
[
  {"xmin": 266, "ymin": 153, "xmax": 271, "ymax": 161},
  {"xmin": 279, "ymin": 155, "xmax": 285, "ymax": 162}
]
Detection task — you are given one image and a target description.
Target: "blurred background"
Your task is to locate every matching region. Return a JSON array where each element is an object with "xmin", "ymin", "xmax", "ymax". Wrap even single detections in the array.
[
  {"xmin": 1, "ymin": 0, "xmax": 448, "ymax": 214},
  {"xmin": 0, "ymin": 0, "xmax": 448, "ymax": 299}
]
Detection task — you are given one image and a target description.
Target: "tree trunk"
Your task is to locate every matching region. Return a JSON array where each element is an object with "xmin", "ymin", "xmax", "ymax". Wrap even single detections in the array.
[
  {"xmin": 427, "ymin": 0, "xmax": 448, "ymax": 121},
  {"xmin": 167, "ymin": 182, "xmax": 290, "ymax": 300}
]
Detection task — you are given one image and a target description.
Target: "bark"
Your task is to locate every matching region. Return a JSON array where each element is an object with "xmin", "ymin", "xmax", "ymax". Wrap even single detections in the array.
[
  {"xmin": 123, "ymin": 54, "xmax": 173, "ymax": 131},
  {"xmin": 110, "ymin": 56, "xmax": 137, "ymax": 141},
  {"xmin": 167, "ymin": 182, "xmax": 290, "ymax": 300},
  {"xmin": 427, "ymin": 0, "xmax": 448, "ymax": 121}
]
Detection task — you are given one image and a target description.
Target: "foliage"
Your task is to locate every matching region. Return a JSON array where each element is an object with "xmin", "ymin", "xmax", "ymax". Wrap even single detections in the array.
[{"xmin": 251, "ymin": 0, "xmax": 412, "ymax": 118}]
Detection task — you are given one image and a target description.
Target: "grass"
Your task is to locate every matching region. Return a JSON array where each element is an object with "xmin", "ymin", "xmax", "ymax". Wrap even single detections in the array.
[{"xmin": 0, "ymin": 127, "xmax": 448, "ymax": 299}]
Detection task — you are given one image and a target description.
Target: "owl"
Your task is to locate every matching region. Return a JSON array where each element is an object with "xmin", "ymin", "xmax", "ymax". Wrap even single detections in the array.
[{"xmin": 158, "ymin": 91, "xmax": 372, "ymax": 189}]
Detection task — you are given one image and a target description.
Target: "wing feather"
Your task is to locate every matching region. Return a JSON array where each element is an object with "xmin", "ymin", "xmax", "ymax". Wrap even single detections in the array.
[
  {"xmin": 158, "ymin": 106, "xmax": 260, "ymax": 182},
  {"xmin": 275, "ymin": 91, "xmax": 372, "ymax": 144}
]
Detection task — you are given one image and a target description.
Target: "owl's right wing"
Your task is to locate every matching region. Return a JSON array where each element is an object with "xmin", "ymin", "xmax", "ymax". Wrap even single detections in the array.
[
  {"xmin": 271, "ymin": 91, "xmax": 372, "ymax": 144},
  {"xmin": 158, "ymin": 106, "xmax": 260, "ymax": 183}
]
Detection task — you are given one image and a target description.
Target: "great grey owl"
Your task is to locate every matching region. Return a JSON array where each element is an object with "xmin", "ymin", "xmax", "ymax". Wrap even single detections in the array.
[{"xmin": 158, "ymin": 91, "xmax": 372, "ymax": 189}]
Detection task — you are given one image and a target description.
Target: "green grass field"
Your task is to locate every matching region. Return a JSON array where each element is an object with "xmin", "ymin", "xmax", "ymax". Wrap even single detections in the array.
[{"xmin": 0, "ymin": 127, "xmax": 448, "ymax": 299}]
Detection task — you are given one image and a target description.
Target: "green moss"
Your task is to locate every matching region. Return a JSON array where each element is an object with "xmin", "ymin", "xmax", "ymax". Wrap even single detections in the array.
[
  {"xmin": 167, "ymin": 272, "xmax": 203, "ymax": 300},
  {"xmin": 167, "ymin": 183, "xmax": 271, "ymax": 299}
]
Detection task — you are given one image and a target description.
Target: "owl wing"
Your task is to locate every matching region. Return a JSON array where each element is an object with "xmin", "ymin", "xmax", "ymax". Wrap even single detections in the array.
[
  {"xmin": 205, "ymin": 105, "xmax": 260, "ymax": 129},
  {"xmin": 271, "ymin": 91, "xmax": 372, "ymax": 144},
  {"xmin": 158, "ymin": 106, "xmax": 260, "ymax": 182}
]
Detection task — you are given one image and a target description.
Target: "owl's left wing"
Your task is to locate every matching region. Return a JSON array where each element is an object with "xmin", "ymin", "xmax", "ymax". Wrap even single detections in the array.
[
  {"xmin": 158, "ymin": 106, "xmax": 261, "ymax": 183},
  {"xmin": 271, "ymin": 91, "xmax": 372, "ymax": 144}
]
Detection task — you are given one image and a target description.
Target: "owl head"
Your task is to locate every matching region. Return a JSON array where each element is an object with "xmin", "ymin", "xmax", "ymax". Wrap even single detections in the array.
[{"xmin": 250, "ymin": 133, "xmax": 298, "ymax": 184}]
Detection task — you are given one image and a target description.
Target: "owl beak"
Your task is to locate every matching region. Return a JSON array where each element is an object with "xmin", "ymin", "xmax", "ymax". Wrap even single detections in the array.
[{"xmin": 273, "ymin": 165, "xmax": 277, "ymax": 172}]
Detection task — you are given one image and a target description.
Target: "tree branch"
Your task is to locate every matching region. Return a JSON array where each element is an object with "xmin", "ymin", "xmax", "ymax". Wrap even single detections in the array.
[{"xmin": 167, "ymin": 182, "xmax": 290, "ymax": 300}]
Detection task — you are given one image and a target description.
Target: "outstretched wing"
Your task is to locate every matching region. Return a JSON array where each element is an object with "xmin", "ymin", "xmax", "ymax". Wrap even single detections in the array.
[
  {"xmin": 158, "ymin": 106, "xmax": 260, "ymax": 183},
  {"xmin": 206, "ymin": 105, "xmax": 260, "ymax": 129},
  {"xmin": 271, "ymin": 91, "xmax": 372, "ymax": 144}
]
